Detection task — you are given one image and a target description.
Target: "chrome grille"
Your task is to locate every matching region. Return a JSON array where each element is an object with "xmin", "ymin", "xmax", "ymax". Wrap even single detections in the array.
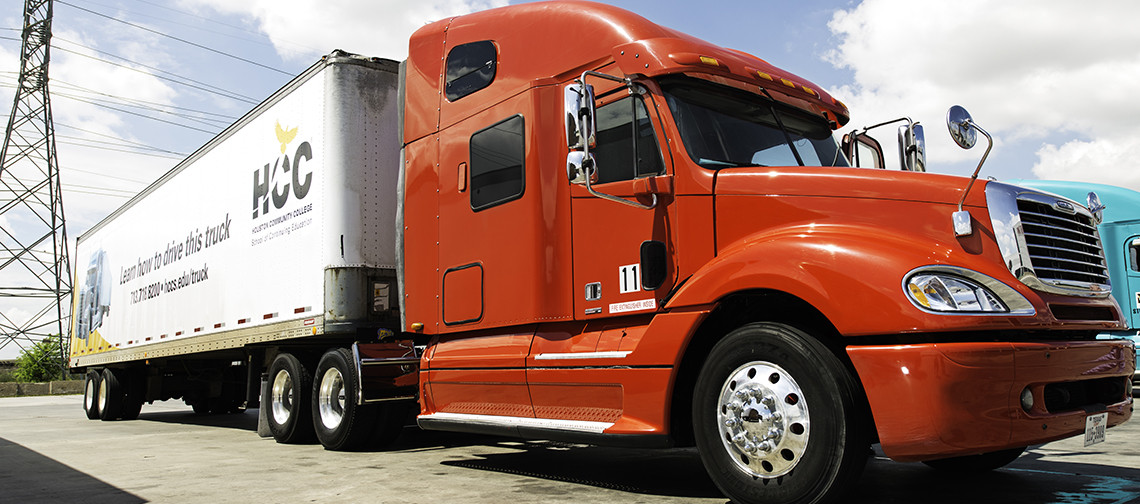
[
  {"xmin": 1016, "ymin": 198, "xmax": 1110, "ymax": 286},
  {"xmin": 986, "ymin": 182, "xmax": 1112, "ymax": 297}
]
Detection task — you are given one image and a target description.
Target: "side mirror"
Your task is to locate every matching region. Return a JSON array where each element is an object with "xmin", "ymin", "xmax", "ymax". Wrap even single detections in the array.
[
  {"xmin": 947, "ymin": 105, "xmax": 977, "ymax": 149},
  {"xmin": 841, "ymin": 132, "xmax": 886, "ymax": 169},
  {"xmin": 897, "ymin": 123, "xmax": 926, "ymax": 172},
  {"xmin": 946, "ymin": 105, "xmax": 994, "ymax": 237},
  {"xmin": 564, "ymin": 83, "xmax": 596, "ymax": 150}
]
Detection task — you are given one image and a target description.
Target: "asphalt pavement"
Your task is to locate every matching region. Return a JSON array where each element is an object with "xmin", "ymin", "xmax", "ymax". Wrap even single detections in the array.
[{"xmin": 1, "ymin": 395, "xmax": 1138, "ymax": 503}]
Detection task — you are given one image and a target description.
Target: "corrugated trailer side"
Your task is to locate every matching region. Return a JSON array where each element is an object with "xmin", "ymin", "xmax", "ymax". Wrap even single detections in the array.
[{"xmin": 70, "ymin": 52, "xmax": 402, "ymax": 425}]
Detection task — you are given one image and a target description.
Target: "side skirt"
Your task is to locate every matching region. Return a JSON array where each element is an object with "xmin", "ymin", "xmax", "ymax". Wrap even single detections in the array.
[{"xmin": 417, "ymin": 412, "xmax": 673, "ymax": 448}]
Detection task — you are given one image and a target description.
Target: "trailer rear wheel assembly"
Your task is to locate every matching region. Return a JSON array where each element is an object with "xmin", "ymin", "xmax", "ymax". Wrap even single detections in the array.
[
  {"xmin": 313, "ymin": 348, "xmax": 381, "ymax": 451},
  {"xmin": 83, "ymin": 369, "xmax": 101, "ymax": 420},
  {"xmin": 266, "ymin": 353, "xmax": 315, "ymax": 443},
  {"xmin": 98, "ymin": 368, "xmax": 124, "ymax": 421},
  {"xmin": 693, "ymin": 323, "xmax": 869, "ymax": 504}
]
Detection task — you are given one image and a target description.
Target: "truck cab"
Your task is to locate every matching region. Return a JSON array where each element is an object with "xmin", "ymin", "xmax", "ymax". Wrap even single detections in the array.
[{"xmin": 399, "ymin": 2, "xmax": 1132, "ymax": 503}]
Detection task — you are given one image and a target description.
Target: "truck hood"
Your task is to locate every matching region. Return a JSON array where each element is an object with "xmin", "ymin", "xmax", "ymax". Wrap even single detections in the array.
[{"xmin": 712, "ymin": 166, "xmax": 988, "ymax": 208}]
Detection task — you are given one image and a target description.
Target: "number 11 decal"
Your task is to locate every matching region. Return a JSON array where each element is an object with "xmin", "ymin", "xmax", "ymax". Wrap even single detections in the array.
[{"xmin": 620, "ymin": 263, "xmax": 641, "ymax": 294}]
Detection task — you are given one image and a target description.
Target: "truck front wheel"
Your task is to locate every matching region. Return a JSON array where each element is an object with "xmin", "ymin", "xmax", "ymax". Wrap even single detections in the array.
[
  {"xmin": 265, "ymin": 353, "xmax": 314, "ymax": 443},
  {"xmin": 693, "ymin": 322, "xmax": 869, "ymax": 504}
]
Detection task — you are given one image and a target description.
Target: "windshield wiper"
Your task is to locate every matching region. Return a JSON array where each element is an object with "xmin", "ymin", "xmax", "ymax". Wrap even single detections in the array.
[{"xmin": 698, "ymin": 158, "xmax": 764, "ymax": 169}]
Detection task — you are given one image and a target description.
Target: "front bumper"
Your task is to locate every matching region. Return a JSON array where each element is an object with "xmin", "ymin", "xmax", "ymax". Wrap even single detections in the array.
[{"xmin": 847, "ymin": 340, "xmax": 1135, "ymax": 462}]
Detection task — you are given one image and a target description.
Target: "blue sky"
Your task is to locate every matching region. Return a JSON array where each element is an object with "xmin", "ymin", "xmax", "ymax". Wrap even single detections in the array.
[{"xmin": 2, "ymin": 0, "xmax": 1138, "ymax": 358}]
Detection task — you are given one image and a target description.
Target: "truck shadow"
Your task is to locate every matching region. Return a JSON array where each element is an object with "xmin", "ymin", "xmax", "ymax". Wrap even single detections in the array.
[
  {"xmin": 431, "ymin": 438, "xmax": 1140, "ymax": 503},
  {"xmin": 135, "ymin": 406, "xmax": 259, "ymax": 432},
  {"xmin": 0, "ymin": 436, "xmax": 145, "ymax": 504},
  {"xmin": 128, "ymin": 410, "xmax": 1140, "ymax": 503}
]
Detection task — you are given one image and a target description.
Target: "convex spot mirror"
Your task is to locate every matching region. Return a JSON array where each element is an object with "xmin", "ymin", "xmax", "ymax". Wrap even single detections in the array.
[{"xmin": 566, "ymin": 151, "xmax": 597, "ymax": 185}]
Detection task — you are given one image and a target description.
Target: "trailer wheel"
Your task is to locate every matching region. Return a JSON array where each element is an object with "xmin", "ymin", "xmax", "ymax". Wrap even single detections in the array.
[
  {"xmin": 83, "ymin": 370, "xmax": 101, "ymax": 420},
  {"xmin": 98, "ymin": 368, "xmax": 123, "ymax": 421},
  {"xmin": 313, "ymin": 348, "xmax": 380, "ymax": 451},
  {"xmin": 922, "ymin": 447, "xmax": 1026, "ymax": 473},
  {"xmin": 693, "ymin": 323, "xmax": 869, "ymax": 504},
  {"xmin": 266, "ymin": 353, "xmax": 314, "ymax": 443}
]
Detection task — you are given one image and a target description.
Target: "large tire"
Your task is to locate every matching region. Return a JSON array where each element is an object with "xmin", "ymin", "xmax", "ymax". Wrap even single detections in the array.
[
  {"xmin": 83, "ymin": 369, "xmax": 101, "ymax": 420},
  {"xmin": 313, "ymin": 348, "xmax": 379, "ymax": 451},
  {"xmin": 693, "ymin": 322, "xmax": 870, "ymax": 504},
  {"xmin": 922, "ymin": 447, "xmax": 1026, "ymax": 473},
  {"xmin": 265, "ymin": 353, "xmax": 314, "ymax": 443},
  {"xmin": 98, "ymin": 368, "xmax": 123, "ymax": 421}
]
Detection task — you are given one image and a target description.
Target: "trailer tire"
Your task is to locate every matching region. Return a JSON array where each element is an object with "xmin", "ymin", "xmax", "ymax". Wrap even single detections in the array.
[
  {"xmin": 99, "ymin": 368, "xmax": 124, "ymax": 421},
  {"xmin": 692, "ymin": 322, "xmax": 869, "ymax": 504},
  {"xmin": 313, "ymin": 348, "xmax": 379, "ymax": 451},
  {"xmin": 83, "ymin": 370, "xmax": 101, "ymax": 420},
  {"xmin": 266, "ymin": 353, "xmax": 314, "ymax": 443},
  {"xmin": 922, "ymin": 447, "xmax": 1026, "ymax": 473}
]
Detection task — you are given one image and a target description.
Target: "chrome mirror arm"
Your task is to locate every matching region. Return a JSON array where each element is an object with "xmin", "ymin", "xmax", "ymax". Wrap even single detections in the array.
[{"xmin": 576, "ymin": 71, "xmax": 657, "ymax": 210}]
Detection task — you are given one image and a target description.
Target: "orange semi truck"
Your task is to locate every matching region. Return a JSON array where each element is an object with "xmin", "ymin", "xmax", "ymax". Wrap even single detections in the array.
[{"xmin": 70, "ymin": 2, "xmax": 1134, "ymax": 503}]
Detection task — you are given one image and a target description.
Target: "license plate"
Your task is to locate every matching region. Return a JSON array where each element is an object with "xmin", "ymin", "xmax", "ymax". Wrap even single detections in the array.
[{"xmin": 1083, "ymin": 412, "xmax": 1108, "ymax": 447}]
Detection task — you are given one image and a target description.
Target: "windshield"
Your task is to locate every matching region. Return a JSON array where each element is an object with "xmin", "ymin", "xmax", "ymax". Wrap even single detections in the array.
[{"xmin": 660, "ymin": 77, "xmax": 848, "ymax": 169}]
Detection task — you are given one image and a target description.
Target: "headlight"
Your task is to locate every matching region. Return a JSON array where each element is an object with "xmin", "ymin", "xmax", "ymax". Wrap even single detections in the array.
[{"xmin": 906, "ymin": 274, "xmax": 1007, "ymax": 312}]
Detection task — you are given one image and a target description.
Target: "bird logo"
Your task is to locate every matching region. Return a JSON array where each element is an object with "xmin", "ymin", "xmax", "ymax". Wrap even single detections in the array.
[{"xmin": 275, "ymin": 121, "xmax": 298, "ymax": 154}]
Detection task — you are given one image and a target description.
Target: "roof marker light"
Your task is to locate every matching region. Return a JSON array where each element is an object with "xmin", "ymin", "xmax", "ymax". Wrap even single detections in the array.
[{"xmin": 699, "ymin": 56, "xmax": 720, "ymax": 66}]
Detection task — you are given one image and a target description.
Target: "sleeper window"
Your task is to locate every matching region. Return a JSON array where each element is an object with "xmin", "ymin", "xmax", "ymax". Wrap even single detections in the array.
[
  {"xmin": 446, "ymin": 41, "xmax": 497, "ymax": 102},
  {"xmin": 470, "ymin": 115, "xmax": 525, "ymax": 211}
]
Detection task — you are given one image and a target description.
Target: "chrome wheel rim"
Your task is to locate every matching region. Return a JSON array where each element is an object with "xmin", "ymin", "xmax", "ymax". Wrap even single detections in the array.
[
  {"xmin": 84, "ymin": 377, "xmax": 96, "ymax": 410},
  {"xmin": 98, "ymin": 376, "xmax": 109, "ymax": 413},
  {"xmin": 318, "ymin": 367, "xmax": 346, "ymax": 430},
  {"xmin": 716, "ymin": 361, "xmax": 810, "ymax": 478},
  {"xmin": 270, "ymin": 369, "xmax": 294, "ymax": 425}
]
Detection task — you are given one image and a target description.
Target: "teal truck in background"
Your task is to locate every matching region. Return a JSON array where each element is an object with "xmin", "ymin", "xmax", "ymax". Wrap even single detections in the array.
[{"xmin": 1015, "ymin": 179, "xmax": 1140, "ymax": 395}]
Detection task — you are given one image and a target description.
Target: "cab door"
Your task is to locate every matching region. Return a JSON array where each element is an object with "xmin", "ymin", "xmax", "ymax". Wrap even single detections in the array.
[
  {"xmin": 524, "ymin": 86, "xmax": 677, "ymax": 427},
  {"xmin": 568, "ymin": 91, "xmax": 676, "ymax": 324},
  {"xmin": 1124, "ymin": 233, "xmax": 1140, "ymax": 328}
]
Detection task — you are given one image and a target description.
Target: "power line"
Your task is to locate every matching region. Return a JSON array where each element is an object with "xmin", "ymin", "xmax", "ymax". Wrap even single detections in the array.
[
  {"xmin": 57, "ymin": 162, "xmax": 152, "ymax": 184},
  {"xmin": 57, "ymin": 138, "xmax": 185, "ymax": 160},
  {"xmin": 50, "ymin": 42, "xmax": 261, "ymax": 105},
  {"xmin": 50, "ymin": 89, "xmax": 232, "ymax": 130},
  {"xmin": 62, "ymin": 182, "xmax": 137, "ymax": 195},
  {"xmin": 132, "ymin": 0, "xmax": 323, "ymax": 57},
  {"xmin": 55, "ymin": 123, "xmax": 187, "ymax": 158},
  {"xmin": 1, "ymin": 78, "xmax": 236, "ymax": 130},
  {"xmin": 50, "ymin": 91, "xmax": 219, "ymax": 135},
  {"xmin": 56, "ymin": 1, "xmax": 293, "ymax": 77},
  {"xmin": 51, "ymin": 80, "xmax": 238, "ymax": 123}
]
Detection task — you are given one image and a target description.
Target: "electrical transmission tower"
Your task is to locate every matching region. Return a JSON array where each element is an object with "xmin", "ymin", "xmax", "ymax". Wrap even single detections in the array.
[{"xmin": 0, "ymin": 0, "xmax": 71, "ymax": 373}]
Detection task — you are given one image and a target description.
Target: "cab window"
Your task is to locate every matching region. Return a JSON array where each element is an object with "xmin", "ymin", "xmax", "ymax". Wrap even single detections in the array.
[{"xmin": 592, "ymin": 96, "xmax": 665, "ymax": 184}]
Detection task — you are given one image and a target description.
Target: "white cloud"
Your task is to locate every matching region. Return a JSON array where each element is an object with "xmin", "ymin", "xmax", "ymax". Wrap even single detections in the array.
[
  {"xmin": 180, "ymin": 0, "xmax": 510, "ymax": 61},
  {"xmin": 826, "ymin": 0, "xmax": 1140, "ymax": 187},
  {"xmin": 1033, "ymin": 138, "xmax": 1140, "ymax": 188}
]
